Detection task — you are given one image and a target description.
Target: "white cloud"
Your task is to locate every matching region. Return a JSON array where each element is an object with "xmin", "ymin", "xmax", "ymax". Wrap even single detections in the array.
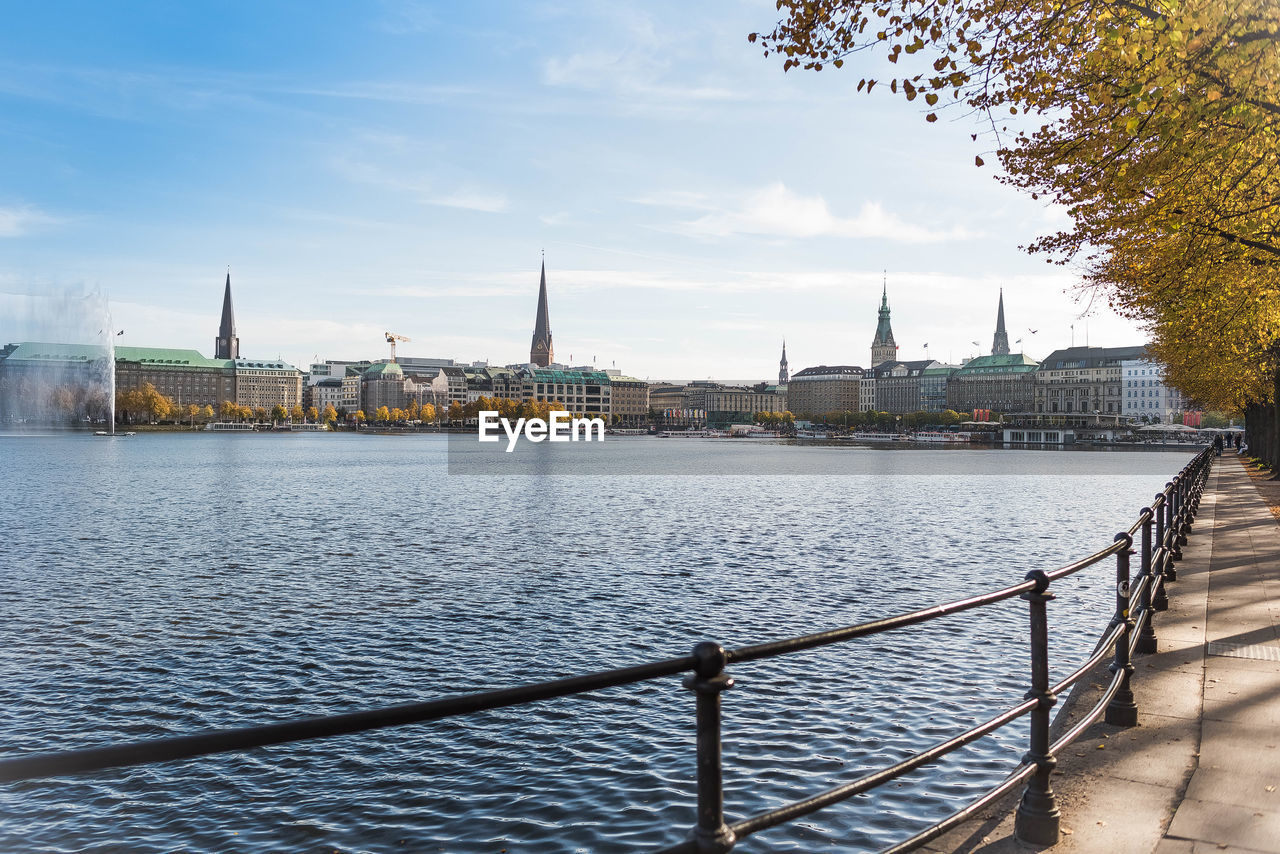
[
  {"xmin": 539, "ymin": 211, "xmax": 573, "ymax": 226},
  {"xmin": 543, "ymin": 51, "xmax": 739, "ymax": 102},
  {"xmin": 0, "ymin": 206, "xmax": 58, "ymax": 237},
  {"xmin": 328, "ymin": 157, "xmax": 509, "ymax": 212},
  {"xmin": 672, "ymin": 183, "xmax": 977, "ymax": 243},
  {"xmin": 627, "ymin": 189, "xmax": 714, "ymax": 210},
  {"xmin": 428, "ymin": 188, "xmax": 508, "ymax": 213}
]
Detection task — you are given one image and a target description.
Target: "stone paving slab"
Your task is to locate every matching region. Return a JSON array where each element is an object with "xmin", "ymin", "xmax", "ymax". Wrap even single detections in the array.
[{"xmin": 927, "ymin": 455, "xmax": 1280, "ymax": 854}]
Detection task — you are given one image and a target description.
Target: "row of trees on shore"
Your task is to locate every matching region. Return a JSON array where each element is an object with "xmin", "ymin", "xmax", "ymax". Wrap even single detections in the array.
[
  {"xmin": 756, "ymin": 0, "xmax": 1279, "ymax": 466},
  {"xmin": 115, "ymin": 384, "xmax": 338, "ymax": 426}
]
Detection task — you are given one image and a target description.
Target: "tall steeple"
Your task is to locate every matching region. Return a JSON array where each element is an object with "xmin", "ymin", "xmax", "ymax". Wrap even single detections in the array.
[
  {"xmin": 778, "ymin": 340, "xmax": 789, "ymax": 385},
  {"xmin": 529, "ymin": 258, "xmax": 554, "ymax": 367},
  {"xmin": 215, "ymin": 270, "xmax": 239, "ymax": 360},
  {"xmin": 871, "ymin": 274, "xmax": 898, "ymax": 366},
  {"xmin": 991, "ymin": 288, "xmax": 1010, "ymax": 356}
]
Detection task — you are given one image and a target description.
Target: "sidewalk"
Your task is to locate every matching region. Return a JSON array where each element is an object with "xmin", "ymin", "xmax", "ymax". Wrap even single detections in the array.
[{"xmin": 928, "ymin": 454, "xmax": 1280, "ymax": 853}]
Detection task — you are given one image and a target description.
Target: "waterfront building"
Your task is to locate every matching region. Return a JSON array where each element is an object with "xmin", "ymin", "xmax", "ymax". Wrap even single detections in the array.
[
  {"xmin": 0, "ymin": 340, "xmax": 301, "ymax": 415},
  {"xmin": 361, "ymin": 361, "xmax": 407, "ymax": 414},
  {"xmin": 529, "ymin": 261, "xmax": 554, "ymax": 368},
  {"xmin": 649, "ymin": 383, "xmax": 687, "ymax": 412},
  {"xmin": 305, "ymin": 376, "xmax": 345, "ymax": 413},
  {"xmin": 859, "ymin": 373, "xmax": 876, "ymax": 412},
  {"xmin": 0, "ymin": 342, "xmax": 142, "ymax": 422},
  {"xmin": 308, "ymin": 360, "xmax": 367, "ymax": 386},
  {"xmin": 778, "ymin": 342, "xmax": 790, "ymax": 385},
  {"xmin": 489, "ymin": 366, "xmax": 525, "ymax": 401},
  {"xmin": 389, "ymin": 356, "xmax": 454, "ymax": 383},
  {"xmin": 341, "ymin": 368, "xmax": 362, "ymax": 413},
  {"xmin": 1122, "ymin": 359, "xmax": 1187, "ymax": 422},
  {"xmin": 116, "ymin": 346, "xmax": 235, "ymax": 408},
  {"xmin": 214, "ymin": 272, "xmax": 239, "ymax": 360},
  {"xmin": 872, "ymin": 359, "xmax": 939, "ymax": 414},
  {"xmin": 233, "ymin": 358, "xmax": 303, "ymax": 410},
  {"xmin": 1034, "ymin": 345, "xmax": 1145, "ymax": 415},
  {"xmin": 430, "ymin": 366, "xmax": 469, "ymax": 410},
  {"xmin": 609, "ymin": 375, "xmax": 649, "ymax": 426},
  {"xmin": 463, "ymin": 366, "xmax": 495, "ymax": 403},
  {"xmin": 691, "ymin": 382, "xmax": 787, "ymax": 427},
  {"xmin": 528, "ymin": 368, "xmax": 611, "ymax": 417},
  {"xmin": 786, "ymin": 365, "xmax": 865, "ymax": 418},
  {"xmin": 871, "ymin": 281, "xmax": 899, "ymax": 367},
  {"xmin": 649, "ymin": 383, "xmax": 704, "ymax": 429},
  {"xmin": 946, "ymin": 354, "xmax": 1040, "ymax": 414},
  {"xmin": 919, "ymin": 363, "xmax": 959, "ymax": 412}
]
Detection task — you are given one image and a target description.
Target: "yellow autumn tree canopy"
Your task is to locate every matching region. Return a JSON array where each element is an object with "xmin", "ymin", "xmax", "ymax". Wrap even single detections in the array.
[{"xmin": 754, "ymin": 0, "xmax": 1280, "ymax": 411}]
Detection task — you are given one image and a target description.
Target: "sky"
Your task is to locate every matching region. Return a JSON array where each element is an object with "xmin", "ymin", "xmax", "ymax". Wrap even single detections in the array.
[{"xmin": 0, "ymin": 0, "xmax": 1146, "ymax": 381}]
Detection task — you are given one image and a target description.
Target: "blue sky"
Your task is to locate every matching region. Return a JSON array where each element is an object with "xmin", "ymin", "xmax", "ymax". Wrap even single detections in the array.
[{"xmin": 0, "ymin": 1, "xmax": 1143, "ymax": 380}]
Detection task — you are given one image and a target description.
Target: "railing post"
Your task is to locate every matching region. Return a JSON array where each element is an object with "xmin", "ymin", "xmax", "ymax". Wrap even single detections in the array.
[
  {"xmin": 1153, "ymin": 493, "xmax": 1171, "ymax": 609},
  {"xmin": 1106, "ymin": 533, "xmax": 1138, "ymax": 726},
  {"xmin": 1015, "ymin": 569, "xmax": 1060, "ymax": 846},
  {"xmin": 1137, "ymin": 508, "xmax": 1159, "ymax": 653},
  {"xmin": 1188, "ymin": 453, "xmax": 1204, "ymax": 517},
  {"xmin": 683, "ymin": 642, "xmax": 735, "ymax": 854},
  {"xmin": 1176, "ymin": 475, "xmax": 1190, "ymax": 545},
  {"xmin": 1165, "ymin": 481, "xmax": 1181, "ymax": 576}
]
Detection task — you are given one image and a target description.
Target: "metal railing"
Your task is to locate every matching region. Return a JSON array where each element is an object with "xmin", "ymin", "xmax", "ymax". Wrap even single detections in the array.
[{"xmin": 0, "ymin": 447, "xmax": 1214, "ymax": 852}]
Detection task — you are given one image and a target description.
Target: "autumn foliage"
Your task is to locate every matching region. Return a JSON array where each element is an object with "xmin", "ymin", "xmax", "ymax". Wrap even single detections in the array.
[{"xmin": 755, "ymin": 0, "xmax": 1280, "ymax": 463}]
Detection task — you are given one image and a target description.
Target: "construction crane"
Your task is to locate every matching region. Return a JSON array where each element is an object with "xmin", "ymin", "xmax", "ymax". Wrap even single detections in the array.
[{"xmin": 385, "ymin": 332, "xmax": 410, "ymax": 363}]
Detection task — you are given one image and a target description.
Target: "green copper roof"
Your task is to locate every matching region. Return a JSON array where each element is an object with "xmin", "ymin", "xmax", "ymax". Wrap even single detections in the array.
[
  {"xmin": 531, "ymin": 369, "xmax": 610, "ymax": 383},
  {"xmin": 119, "ymin": 346, "xmax": 230, "ymax": 368},
  {"xmin": 953, "ymin": 353, "xmax": 1040, "ymax": 376},
  {"xmin": 2, "ymin": 341, "xmax": 111, "ymax": 362},
  {"xmin": 1, "ymin": 341, "xmax": 232, "ymax": 369},
  {"xmin": 364, "ymin": 361, "xmax": 403, "ymax": 377}
]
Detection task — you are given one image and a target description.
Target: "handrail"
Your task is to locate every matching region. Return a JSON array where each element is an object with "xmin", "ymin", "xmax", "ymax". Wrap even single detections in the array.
[{"xmin": 0, "ymin": 446, "xmax": 1215, "ymax": 854}]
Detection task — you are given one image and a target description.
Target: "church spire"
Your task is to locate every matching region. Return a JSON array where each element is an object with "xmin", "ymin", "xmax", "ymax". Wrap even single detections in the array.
[
  {"xmin": 778, "ymin": 339, "xmax": 789, "ymax": 385},
  {"xmin": 215, "ymin": 270, "xmax": 239, "ymax": 360},
  {"xmin": 529, "ymin": 258, "xmax": 554, "ymax": 367},
  {"xmin": 991, "ymin": 288, "xmax": 1010, "ymax": 356},
  {"xmin": 871, "ymin": 272, "xmax": 897, "ymax": 366}
]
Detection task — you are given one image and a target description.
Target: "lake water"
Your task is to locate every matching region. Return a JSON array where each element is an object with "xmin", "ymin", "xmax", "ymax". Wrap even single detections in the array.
[{"xmin": 0, "ymin": 434, "xmax": 1195, "ymax": 853}]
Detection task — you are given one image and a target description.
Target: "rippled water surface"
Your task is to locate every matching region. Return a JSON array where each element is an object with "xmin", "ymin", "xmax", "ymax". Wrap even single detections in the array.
[{"xmin": 0, "ymin": 434, "xmax": 1195, "ymax": 852}]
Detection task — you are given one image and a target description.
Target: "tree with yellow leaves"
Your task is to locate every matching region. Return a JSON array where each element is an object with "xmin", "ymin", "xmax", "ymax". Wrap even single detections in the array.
[{"xmin": 755, "ymin": 0, "xmax": 1280, "ymax": 463}]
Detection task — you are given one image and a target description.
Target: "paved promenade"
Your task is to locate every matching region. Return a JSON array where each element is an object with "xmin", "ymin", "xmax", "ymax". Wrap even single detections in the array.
[{"xmin": 931, "ymin": 455, "xmax": 1280, "ymax": 853}]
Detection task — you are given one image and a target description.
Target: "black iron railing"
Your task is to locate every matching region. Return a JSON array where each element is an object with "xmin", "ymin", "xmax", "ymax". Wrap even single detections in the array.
[{"xmin": 0, "ymin": 447, "xmax": 1215, "ymax": 852}]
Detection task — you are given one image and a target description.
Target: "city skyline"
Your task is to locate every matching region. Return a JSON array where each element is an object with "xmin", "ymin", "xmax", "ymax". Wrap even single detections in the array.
[{"xmin": 0, "ymin": 2, "xmax": 1145, "ymax": 379}]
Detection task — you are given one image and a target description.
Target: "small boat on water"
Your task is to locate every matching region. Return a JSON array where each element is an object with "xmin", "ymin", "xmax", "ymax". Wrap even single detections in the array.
[
  {"xmin": 204, "ymin": 422, "xmax": 256, "ymax": 432},
  {"xmin": 910, "ymin": 431, "xmax": 975, "ymax": 443},
  {"xmin": 94, "ymin": 430, "xmax": 136, "ymax": 437},
  {"xmin": 658, "ymin": 429, "xmax": 729, "ymax": 438}
]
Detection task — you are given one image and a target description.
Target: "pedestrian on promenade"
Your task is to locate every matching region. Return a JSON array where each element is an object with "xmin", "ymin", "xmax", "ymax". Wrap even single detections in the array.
[
  {"xmin": 1213, "ymin": 433, "xmax": 1223, "ymax": 456},
  {"xmin": 1235, "ymin": 433, "xmax": 1243, "ymax": 453}
]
